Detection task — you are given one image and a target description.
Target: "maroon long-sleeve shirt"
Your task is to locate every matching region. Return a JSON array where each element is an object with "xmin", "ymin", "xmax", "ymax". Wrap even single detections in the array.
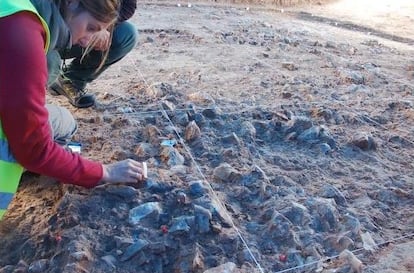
[{"xmin": 0, "ymin": 12, "xmax": 102, "ymax": 188}]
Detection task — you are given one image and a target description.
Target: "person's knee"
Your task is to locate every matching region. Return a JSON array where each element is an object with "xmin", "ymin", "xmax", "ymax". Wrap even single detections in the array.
[
  {"xmin": 46, "ymin": 105, "xmax": 77, "ymax": 145},
  {"xmin": 112, "ymin": 21, "xmax": 138, "ymax": 54}
]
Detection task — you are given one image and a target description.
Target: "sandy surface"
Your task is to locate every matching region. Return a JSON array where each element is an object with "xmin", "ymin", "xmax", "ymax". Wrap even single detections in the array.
[{"xmin": 1, "ymin": 1, "xmax": 413, "ymax": 273}]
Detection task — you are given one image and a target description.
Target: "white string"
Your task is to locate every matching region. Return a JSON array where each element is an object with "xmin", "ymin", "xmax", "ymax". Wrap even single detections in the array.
[
  {"xmin": 160, "ymin": 105, "xmax": 266, "ymax": 273},
  {"xmin": 272, "ymin": 232, "xmax": 414, "ymax": 273},
  {"xmin": 124, "ymin": 46, "xmax": 414, "ymax": 272},
  {"xmin": 127, "ymin": 57, "xmax": 266, "ymax": 273}
]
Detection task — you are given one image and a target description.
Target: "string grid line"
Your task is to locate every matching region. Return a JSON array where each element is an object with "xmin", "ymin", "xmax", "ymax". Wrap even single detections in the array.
[{"xmin": 125, "ymin": 54, "xmax": 414, "ymax": 273}]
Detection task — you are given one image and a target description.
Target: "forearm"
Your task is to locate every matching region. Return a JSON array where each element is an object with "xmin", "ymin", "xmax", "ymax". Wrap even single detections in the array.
[{"xmin": 0, "ymin": 13, "xmax": 103, "ymax": 188}]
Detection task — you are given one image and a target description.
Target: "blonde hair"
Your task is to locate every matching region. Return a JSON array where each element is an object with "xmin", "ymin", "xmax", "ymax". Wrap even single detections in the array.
[{"xmin": 55, "ymin": 0, "xmax": 120, "ymax": 71}]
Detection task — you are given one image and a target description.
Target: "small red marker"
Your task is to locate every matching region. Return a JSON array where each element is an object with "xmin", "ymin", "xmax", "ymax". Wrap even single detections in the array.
[
  {"xmin": 55, "ymin": 234, "xmax": 62, "ymax": 242},
  {"xmin": 279, "ymin": 254, "xmax": 287, "ymax": 263},
  {"xmin": 160, "ymin": 225, "xmax": 168, "ymax": 234}
]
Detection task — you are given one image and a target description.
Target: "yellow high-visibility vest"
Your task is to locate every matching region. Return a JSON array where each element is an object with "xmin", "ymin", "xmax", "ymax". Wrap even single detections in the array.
[{"xmin": 0, "ymin": 0, "xmax": 50, "ymax": 220}]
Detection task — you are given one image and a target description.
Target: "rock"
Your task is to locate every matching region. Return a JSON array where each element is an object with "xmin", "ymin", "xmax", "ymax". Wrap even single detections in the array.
[
  {"xmin": 320, "ymin": 184, "xmax": 347, "ymax": 207},
  {"xmin": 0, "ymin": 266, "xmax": 14, "ymax": 273},
  {"xmin": 106, "ymin": 185, "xmax": 138, "ymax": 200},
  {"xmin": 287, "ymin": 248, "xmax": 305, "ymax": 266},
  {"xmin": 297, "ymin": 125, "xmax": 322, "ymax": 143},
  {"xmin": 319, "ymin": 143, "xmax": 332, "ymax": 154},
  {"xmin": 170, "ymin": 165, "xmax": 188, "ymax": 176},
  {"xmin": 62, "ymin": 263, "xmax": 90, "ymax": 273},
  {"xmin": 189, "ymin": 181, "xmax": 209, "ymax": 198},
  {"xmin": 281, "ymin": 201, "xmax": 310, "ymax": 226},
  {"xmin": 351, "ymin": 133, "xmax": 377, "ymax": 150},
  {"xmin": 100, "ymin": 255, "xmax": 116, "ymax": 270},
  {"xmin": 28, "ymin": 260, "xmax": 48, "ymax": 273},
  {"xmin": 219, "ymin": 229, "xmax": 240, "ymax": 254},
  {"xmin": 161, "ymin": 100, "xmax": 176, "ymax": 111},
  {"xmin": 192, "ymin": 246, "xmax": 205, "ymax": 271},
  {"xmin": 211, "ymin": 222, "xmax": 222, "ymax": 233},
  {"xmin": 210, "ymin": 199, "xmax": 233, "ymax": 228},
  {"xmin": 325, "ymin": 41, "xmax": 337, "ymax": 48},
  {"xmin": 282, "ymin": 62, "xmax": 298, "ymax": 71},
  {"xmin": 120, "ymin": 239, "xmax": 149, "ymax": 262},
  {"xmin": 176, "ymin": 191, "xmax": 187, "ymax": 204},
  {"xmin": 202, "ymin": 262, "xmax": 237, "ymax": 273},
  {"xmin": 187, "ymin": 92, "xmax": 215, "ymax": 104},
  {"xmin": 266, "ymin": 212, "xmax": 295, "ymax": 244},
  {"xmin": 70, "ymin": 251, "xmax": 91, "ymax": 262},
  {"xmin": 306, "ymin": 198, "xmax": 339, "ymax": 232},
  {"xmin": 193, "ymin": 112, "xmax": 206, "ymax": 126},
  {"xmin": 174, "ymin": 111, "xmax": 190, "ymax": 126},
  {"xmin": 337, "ymin": 69, "xmax": 365, "ymax": 85},
  {"xmin": 237, "ymin": 247, "xmax": 261, "ymax": 264},
  {"xmin": 240, "ymin": 121, "xmax": 256, "ymax": 139},
  {"xmin": 144, "ymin": 125, "xmax": 161, "ymax": 144},
  {"xmin": 285, "ymin": 116, "xmax": 313, "ymax": 136},
  {"xmin": 160, "ymin": 146, "xmax": 185, "ymax": 166},
  {"xmin": 194, "ymin": 205, "xmax": 212, "ymax": 233},
  {"xmin": 360, "ymin": 232, "xmax": 378, "ymax": 252},
  {"xmin": 213, "ymin": 163, "xmax": 241, "ymax": 183},
  {"xmin": 339, "ymin": 250, "xmax": 363, "ymax": 273},
  {"xmin": 145, "ymin": 180, "xmax": 173, "ymax": 194},
  {"xmin": 110, "ymin": 148, "xmax": 128, "ymax": 161},
  {"xmin": 185, "ymin": 121, "xmax": 201, "ymax": 141},
  {"xmin": 202, "ymin": 107, "xmax": 218, "ymax": 119},
  {"xmin": 324, "ymin": 234, "xmax": 355, "ymax": 253},
  {"xmin": 129, "ymin": 202, "xmax": 162, "ymax": 225},
  {"xmin": 149, "ymin": 242, "xmax": 167, "ymax": 254},
  {"xmin": 221, "ymin": 133, "xmax": 241, "ymax": 146},
  {"xmin": 114, "ymin": 236, "xmax": 135, "ymax": 248},
  {"xmin": 149, "ymin": 82, "xmax": 172, "ymax": 98},
  {"xmin": 135, "ymin": 142, "xmax": 157, "ymax": 157},
  {"xmin": 169, "ymin": 216, "xmax": 195, "ymax": 234},
  {"xmin": 343, "ymin": 214, "xmax": 362, "ymax": 235}
]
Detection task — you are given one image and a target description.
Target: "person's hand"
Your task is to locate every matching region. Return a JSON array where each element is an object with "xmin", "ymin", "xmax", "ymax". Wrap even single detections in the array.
[
  {"xmin": 90, "ymin": 30, "xmax": 111, "ymax": 51},
  {"xmin": 101, "ymin": 159, "xmax": 145, "ymax": 184}
]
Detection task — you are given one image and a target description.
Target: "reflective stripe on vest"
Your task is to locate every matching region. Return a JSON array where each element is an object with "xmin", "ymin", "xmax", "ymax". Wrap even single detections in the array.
[
  {"xmin": 0, "ymin": 123, "xmax": 24, "ymax": 220},
  {"xmin": 0, "ymin": 138, "xmax": 17, "ymax": 163},
  {"xmin": 0, "ymin": 193, "xmax": 15, "ymax": 210},
  {"xmin": 0, "ymin": 0, "xmax": 50, "ymax": 220}
]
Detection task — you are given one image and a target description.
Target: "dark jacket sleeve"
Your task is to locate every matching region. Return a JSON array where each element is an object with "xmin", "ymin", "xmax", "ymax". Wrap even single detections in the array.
[{"xmin": 118, "ymin": 0, "xmax": 137, "ymax": 22}]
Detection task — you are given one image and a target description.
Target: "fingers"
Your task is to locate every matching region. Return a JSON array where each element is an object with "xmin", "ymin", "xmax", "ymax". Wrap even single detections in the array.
[
  {"xmin": 92, "ymin": 30, "xmax": 110, "ymax": 51},
  {"xmin": 101, "ymin": 160, "xmax": 147, "ymax": 184},
  {"xmin": 126, "ymin": 160, "xmax": 146, "ymax": 182}
]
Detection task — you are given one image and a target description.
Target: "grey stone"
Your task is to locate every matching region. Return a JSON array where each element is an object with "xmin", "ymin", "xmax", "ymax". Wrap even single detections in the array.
[
  {"xmin": 213, "ymin": 163, "xmax": 241, "ymax": 183},
  {"xmin": 100, "ymin": 255, "xmax": 116, "ymax": 270},
  {"xmin": 185, "ymin": 121, "xmax": 201, "ymax": 141},
  {"xmin": 106, "ymin": 186, "xmax": 138, "ymax": 200},
  {"xmin": 120, "ymin": 239, "xmax": 149, "ymax": 262},
  {"xmin": 189, "ymin": 181, "xmax": 209, "ymax": 198},
  {"xmin": 160, "ymin": 146, "xmax": 185, "ymax": 166},
  {"xmin": 169, "ymin": 216, "xmax": 195, "ymax": 234},
  {"xmin": 202, "ymin": 262, "xmax": 237, "ymax": 273},
  {"xmin": 281, "ymin": 201, "xmax": 310, "ymax": 226},
  {"xmin": 129, "ymin": 202, "xmax": 162, "ymax": 225},
  {"xmin": 320, "ymin": 184, "xmax": 348, "ymax": 206},
  {"xmin": 28, "ymin": 260, "xmax": 49, "ymax": 273},
  {"xmin": 194, "ymin": 205, "xmax": 212, "ymax": 233},
  {"xmin": 306, "ymin": 198, "xmax": 339, "ymax": 232}
]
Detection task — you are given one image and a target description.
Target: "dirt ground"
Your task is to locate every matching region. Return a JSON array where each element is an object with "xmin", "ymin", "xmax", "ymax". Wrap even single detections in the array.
[{"xmin": 1, "ymin": 1, "xmax": 413, "ymax": 273}]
